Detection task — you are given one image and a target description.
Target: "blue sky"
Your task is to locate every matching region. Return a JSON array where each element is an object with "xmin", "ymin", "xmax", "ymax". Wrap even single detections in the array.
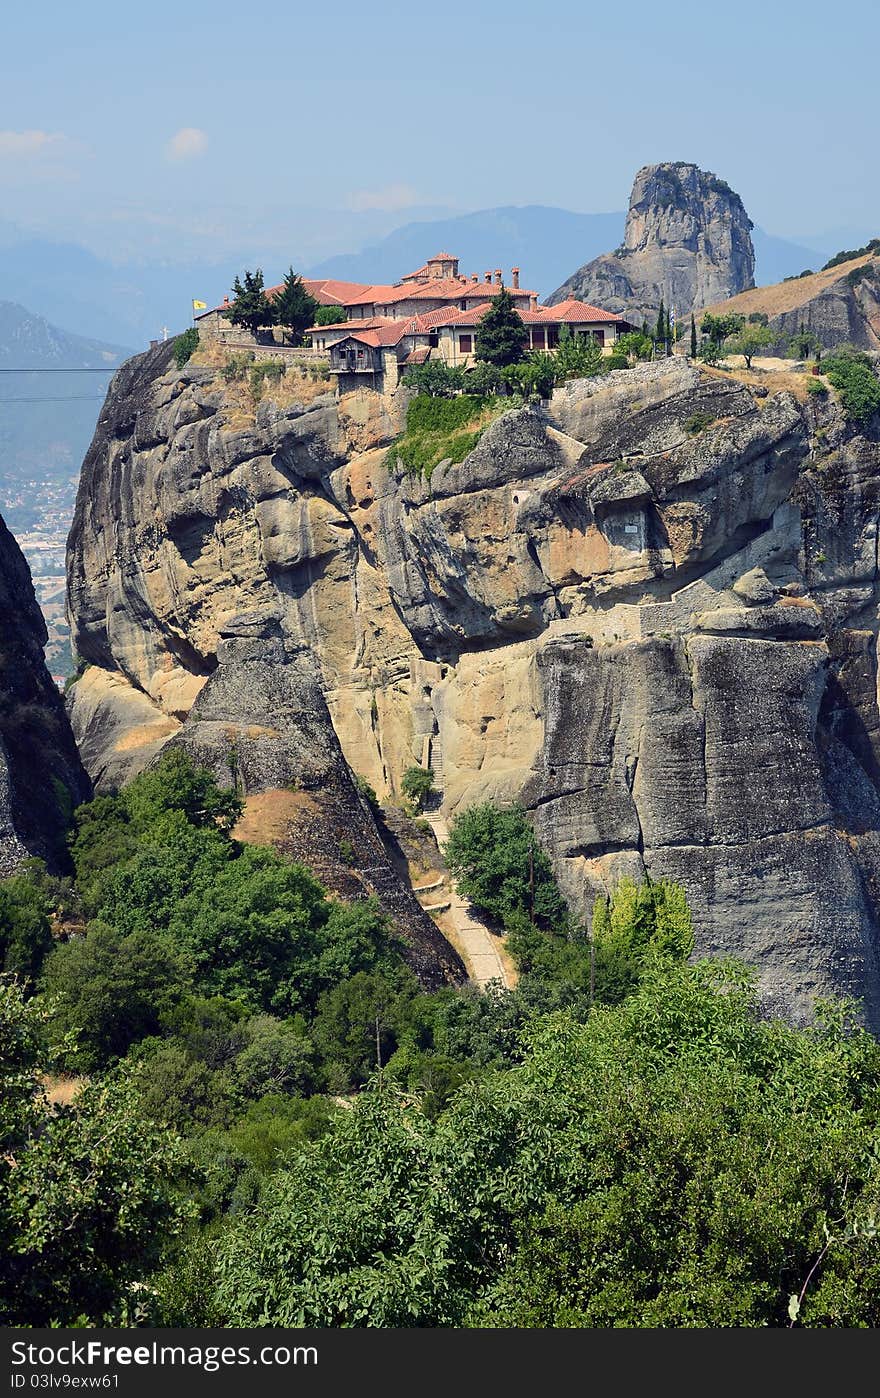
[{"xmin": 2, "ymin": 0, "xmax": 878, "ymax": 265}]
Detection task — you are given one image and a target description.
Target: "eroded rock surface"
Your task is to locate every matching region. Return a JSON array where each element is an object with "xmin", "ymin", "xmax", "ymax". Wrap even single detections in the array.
[
  {"xmin": 67, "ymin": 340, "xmax": 880, "ymax": 1021},
  {"xmin": 0, "ymin": 514, "xmax": 90, "ymax": 874},
  {"xmin": 548, "ymin": 162, "xmax": 755, "ymax": 324}
]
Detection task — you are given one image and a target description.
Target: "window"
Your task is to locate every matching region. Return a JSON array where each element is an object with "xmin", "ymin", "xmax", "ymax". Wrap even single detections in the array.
[
  {"xmin": 547, "ymin": 327, "xmax": 559, "ymax": 348},
  {"xmin": 459, "ymin": 334, "xmax": 472, "ymax": 353},
  {"xmin": 429, "ymin": 332, "xmax": 439, "ymax": 348},
  {"xmin": 531, "ymin": 328, "xmax": 545, "ymax": 349}
]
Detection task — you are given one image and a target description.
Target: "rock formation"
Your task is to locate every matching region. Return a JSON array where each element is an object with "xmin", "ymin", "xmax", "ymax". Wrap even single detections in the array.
[
  {"xmin": 67, "ymin": 338, "xmax": 880, "ymax": 1024},
  {"xmin": 0, "ymin": 513, "xmax": 90, "ymax": 875},
  {"xmin": 548, "ymin": 162, "xmax": 755, "ymax": 325}
]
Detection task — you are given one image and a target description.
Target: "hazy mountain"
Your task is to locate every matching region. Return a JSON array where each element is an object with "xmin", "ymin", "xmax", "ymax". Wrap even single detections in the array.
[
  {"xmin": 307, "ymin": 204, "xmax": 844, "ymax": 299},
  {"xmin": 0, "ymin": 302, "xmax": 131, "ymax": 533},
  {"xmin": 306, "ymin": 207, "xmax": 627, "ymax": 299}
]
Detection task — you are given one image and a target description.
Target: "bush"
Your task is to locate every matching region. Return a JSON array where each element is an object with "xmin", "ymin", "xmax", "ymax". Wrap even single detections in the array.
[
  {"xmin": 823, "ymin": 348, "xmax": 880, "ymax": 423},
  {"xmin": 174, "ymin": 327, "xmax": 199, "ymax": 369},
  {"xmin": 401, "ymin": 361, "xmax": 465, "ymax": 397},
  {"xmin": 313, "ymin": 305, "xmax": 348, "ymax": 326},
  {"xmin": 684, "ymin": 411, "xmax": 715, "ymax": 435},
  {"xmin": 401, "ymin": 765, "xmax": 435, "ymax": 814},
  {"xmin": 0, "ymin": 867, "xmax": 53, "ymax": 982},
  {"xmin": 222, "ymin": 351, "xmax": 254, "ymax": 383},
  {"xmin": 806, "ymin": 377, "xmax": 828, "ymax": 396},
  {"xmin": 604, "ymin": 354, "xmax": 629, "ymax": 370}
]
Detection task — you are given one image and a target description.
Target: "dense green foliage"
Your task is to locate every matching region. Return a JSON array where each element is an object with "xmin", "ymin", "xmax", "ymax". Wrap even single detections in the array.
[
  {"xmin": 823, "ymin": 347, "xmax": 880, "ymax": 424},
  {"xmin": 0, "ymin": 982, "xmax": 190, "ymax": 1325},
  {"xmin": 272, "ymin": 267, "xmax": 319, "ymax": 343},
  {"xmin": 224, "ymin": 269, "xmax": 272, "ymax": 333},
  {"xmin": 7, "ymin": 754, "xmax": 880, "ymax": 1328},
  {"xmin": 173, "ymin": 327, "xmax": 199, "ymax": 368},
  {"xmin": 194, "ymin": 963, "xmax": 880, "ymax": 1327},
  {"xmin": 401, "ymin": 764, "xmax": 435, "ymax": 814},
  {"xmin": 0, "ymin": 865, "xmax": 53, "ymax": 981},
  {"xmin": 444, "ymin": 803, "xmax": 566, "ymax": 931},
  {"xmin": 475, "ymin": 286, "xmax": 528, "ymax": 367},
  {"xmin": 313, "ymin": 304, "xmax": 348, "ymax": 325}
]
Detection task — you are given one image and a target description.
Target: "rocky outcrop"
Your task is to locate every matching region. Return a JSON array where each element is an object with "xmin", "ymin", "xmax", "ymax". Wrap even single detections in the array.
[
  {"xmin": 67, "ymin": 342, "xmax": 880, "ymax": 1023},
  {"xmin": 0, "ymin": 514, "xmax": 90, "ymax": 875},
  {"xmin": 548, "ymin": 163, "xmax": 755, "ymax": 324}
]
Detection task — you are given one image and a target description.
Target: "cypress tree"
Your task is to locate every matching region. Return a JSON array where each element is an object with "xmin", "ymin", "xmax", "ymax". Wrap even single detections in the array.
[
  {"xmin": 272, "ymin": 267, "xmax": 319, "ymax": 344},
  {"xmin": 656, "ymin": 299, "xmax": 666, "ymax": 346},
  {"xmin": 475, "ymin": 285, "xmax": 527, "ymax": 367},
  {"xmin": 690, "ymin": 315, "xmax": 697, "ymax": 359}
]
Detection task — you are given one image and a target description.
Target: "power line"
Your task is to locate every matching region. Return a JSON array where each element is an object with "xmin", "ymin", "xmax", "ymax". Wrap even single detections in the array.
[
  {"xmin": 0, "ymin": 395, "xmax": 105, "ymax": 403},
  {"xmin": 0, "ymin": 366, "xmax": 119, "ymax": 373}
]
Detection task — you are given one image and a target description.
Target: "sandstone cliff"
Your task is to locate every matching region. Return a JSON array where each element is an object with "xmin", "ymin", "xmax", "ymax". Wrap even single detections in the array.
[
  {"xmin": 548, "ymin": 162, "xmax": 755, "ymax": 324},
  {"xmin": 0, "ymin": 513, "xmax": 90, "ymax": 875},
  {"xmin": 67, "ymin": 340, "xmax": 880, "ymax": 1024}
]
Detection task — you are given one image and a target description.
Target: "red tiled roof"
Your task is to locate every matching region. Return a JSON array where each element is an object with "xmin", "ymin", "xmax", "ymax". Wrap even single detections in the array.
[
  {"xmin": 534, "ymin": 298, "xmax": 623, "ymax": 323},
  {"xmin": 403, "ymin": 347, "xmax": 432, "ymax": 365}
]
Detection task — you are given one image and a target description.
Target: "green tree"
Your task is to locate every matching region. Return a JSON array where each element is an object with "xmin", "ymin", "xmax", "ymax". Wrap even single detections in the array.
[
  {"xmin": 174, "ymin": 327, "xmax": 199, "ymax": 369},
  {"xmin": 552, "ymin": 325, "xmax": 604, "ymax": 382},
  {"xmin": 203, "ymin": 960, "xmax": 880, "ymax": 1329},
  {"xmin": 401, "ymin": 764, "xmax": 435, "ymax": 814},
  {"xmin": 313, "ymin": 304, "xmax": 348, "ymax": 326},
  {"xmin": 40, "ymin": 921, "xmax": 193, "ymax": 1071},
  {"xmin": 444, "ymin": 803, "xmax": 566, "ymax": 929},
  {"xmin": 690, "ymin": 314, "xmax": 697, "ymax": 358},
  {"xmin": 0, "ymin": 980, "xmax": 191, "ymax": 1325},
  {"xmin": 726, "ymin": 321, "xmax": 775, "ymax": 369},
  {"xmin": 591, "ymin": 875, "xmax": 694, "ymax": 1004},
  {"xmin": 701, "ymin": 311, "xmax": 745, "ymax": 345},
  {"xmin": 401, "ymin": 361, "xmax": 465, "ymax": 397},
  {"xmin": 616, "ymin": 331, "xmax": 654, "ymax": 364},
  {"xmin": 272, "ymin": 266, "xmax": 319, "ymax": 344},
  {"xmin": 475, "ymin": 286, "xmax": 527, "ymax": 367},
  {"xmin": 224, "ymin": 268, "xmax": 272, "ymax": 334},
  {"xmin": 0, "ymin": 867, "xmax": 53, "ymax": 982},
  {"xmin": 122, "ymin": 749, "xmax": 242, "ymax": 832},
  {"xmin": 312, "ymin": 966, "xmax": 419, "ymax": 1090},
  {"xmin": 655, "ymin": 298, "xmax": 666, "ymax": 346}
]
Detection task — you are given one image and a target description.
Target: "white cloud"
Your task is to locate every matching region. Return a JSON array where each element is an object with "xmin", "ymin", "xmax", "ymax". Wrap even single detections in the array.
[
  {"xmin": 0, "ymin": 130, "xmax": 66, "ymax": 158},
  {"xmin": 166, "ymin": 127, "xmax": 208, "ymax": 162},
  {"xmin": 347, "ymin": 182, "xmax": 420, "ymax": 212}
]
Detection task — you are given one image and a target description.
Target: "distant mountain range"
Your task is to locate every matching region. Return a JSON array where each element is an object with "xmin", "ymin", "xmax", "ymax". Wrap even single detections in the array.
[
  {"xmin": 307, "ymin": 205, "xmax": 839, "ymax": 302},
  {"xmin": 0, "ymin": 210, "xmax": 873, "ymax": 351},
  {"xmin": 0, "ymin": 302, "xmax": 131, "ymax": 517}
]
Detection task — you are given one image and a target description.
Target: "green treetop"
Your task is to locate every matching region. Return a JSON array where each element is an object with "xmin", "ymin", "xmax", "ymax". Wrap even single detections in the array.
[
  {"xmin": 475, "ymin": 286, "xmax": 528, "ymax": 367},
  {"xmin": 272, "ymin": 267, "xmax": 319, "ymax": 344}
]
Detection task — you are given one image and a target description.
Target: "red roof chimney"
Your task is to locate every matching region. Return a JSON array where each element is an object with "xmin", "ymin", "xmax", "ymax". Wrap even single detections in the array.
[
  {"xmin": 511, "ymin": 267, "xmax": 520, "ymax": 289},
  {"xmin": 494, "ymin": 268, "xmax": 502, "ymax": 286},
  {"xmin": 484, "ymin": 271, "xmax": 492, "ymax": 283},
  {"xmin": 530, "ymin": 294, "xmax": 538, "ymax": 310}
]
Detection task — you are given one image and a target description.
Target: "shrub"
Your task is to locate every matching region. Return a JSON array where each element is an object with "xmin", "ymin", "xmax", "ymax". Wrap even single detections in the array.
[
  {"xmin": 401, "ymin": 765, "xmax": 435, "ymax": 814},
  {"xmin": 222, "ymin": 351, "xmax": 254, "ymax": 383},
  {"xmin": 605, "ymin": 354, "xmax": 629, "ymax": 370},
  {"xmin": 806, "ymin": 377, "xmax": 828, "ymax": 396},
  {"xmin": 824, "ymin": 349, "xmax": 880, "ymax": 423},
  {"xmin": 684, "ymin": 411, "xmax": 715, "ymax": 435},
  {"xmin": 174, "ymin": 327, "xmax": 199, "ymax": 369},
  {"xmin": 401, "ymin": 361, "xmax": 465, "ymax": 398},
  {"xmin": 314, "ymin": 305, "xmax": 348, "ymax": 326},
  {"xmin": 353, "ymin": 773, "xmax": 380, "ymax": 810}
]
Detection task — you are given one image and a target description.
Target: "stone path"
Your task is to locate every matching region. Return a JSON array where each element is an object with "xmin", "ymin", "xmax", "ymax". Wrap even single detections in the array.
[{"xmin": 424, "ymin": 815, "xmax": 512, "ymax": 990}]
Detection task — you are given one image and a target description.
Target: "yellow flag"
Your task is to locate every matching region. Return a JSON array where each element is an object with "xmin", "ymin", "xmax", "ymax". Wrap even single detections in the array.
[{"xmin": 192, "ymin": 299, "xmax": 207, "ymax": 311}]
